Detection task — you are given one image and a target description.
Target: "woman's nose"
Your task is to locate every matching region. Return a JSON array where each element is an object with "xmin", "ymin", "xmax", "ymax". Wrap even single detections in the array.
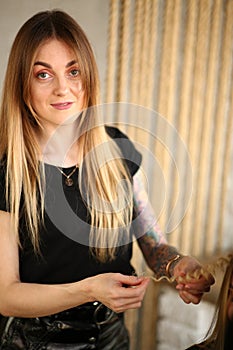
[{"xmin": 53, "ymin": 76, "xmax": 69, "ymax": 96}]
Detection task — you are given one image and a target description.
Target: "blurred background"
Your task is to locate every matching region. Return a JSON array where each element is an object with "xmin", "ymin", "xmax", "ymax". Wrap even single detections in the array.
[{"xmin": 0, "ymin": 0, "xmax": 232, "ymax": 349}]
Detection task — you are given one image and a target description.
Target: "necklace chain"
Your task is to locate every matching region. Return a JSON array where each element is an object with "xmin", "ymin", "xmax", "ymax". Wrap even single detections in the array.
[{"xmin": 56, "ymin": 164, "xmax": 79, "ymax": 186}]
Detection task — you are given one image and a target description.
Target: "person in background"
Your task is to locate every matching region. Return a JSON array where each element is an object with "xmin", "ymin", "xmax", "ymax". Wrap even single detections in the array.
[
  {"xmin": 186, "ymin": 254, "xmax": 233, "ymax": 350},
  {"xmin": 0, "ymin": 9, "xmax": 214, "ymax": 349}
]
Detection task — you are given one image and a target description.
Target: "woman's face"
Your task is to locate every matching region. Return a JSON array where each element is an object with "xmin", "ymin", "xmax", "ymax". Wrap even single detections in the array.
[{"xmin": 30, "ymin": 39, "xmax": 85, "ymax": 134}]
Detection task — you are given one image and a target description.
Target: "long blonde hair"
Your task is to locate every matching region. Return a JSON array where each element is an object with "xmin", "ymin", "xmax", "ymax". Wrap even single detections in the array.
[
  {"xmin": 189, "ymin": 254, "xmax": 233, "ymax": 349},
  {"xmin": 0, "ymin": 10, "xmax": 133, "ymax": 261}
]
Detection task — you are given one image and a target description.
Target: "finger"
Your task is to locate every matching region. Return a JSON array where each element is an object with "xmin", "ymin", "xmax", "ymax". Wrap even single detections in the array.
[
  {"xmin": 183, "ymin": 279, "xmax": 212, "ymax": 290},
  {"xmin": 118, "ymin": 274, "xmax": 147, "ymax": 287},
  {"xmin": 109, "ymin": 290, "xmax": 147, "ymax": 312},
  {"xmin": 183, "ymin": 286, "xmax": 210, "ymax": 293},
  {"xmin": 176, "ymin": 281, "xmax": 211, "ymax": 294},
  {"xmin": 179, "ymin": 291, "xmax": 191, "ymax": 304},
  {"xmin": 180, "ymin": 291, "xmax": 203, "ymax": 305},
  {"xmin": 114, "ymin": 300, "xmax": 143, "ymax": 313},
  {"xmin": 115, "ymin": 278, "xmax": 150, "ymax": 301},
  {"xmin": 177, "ymin": 281, "xmax": 211, "ymax": 292},
  {"xmin": 176, "ymin": 272, "xmax": 215, "ymax": 286},
  {"xmin": 123, "ymin": 277, "xmax": 150, "ymax": 291},
  {"xmin": 116, "ymin": 298, "xmax": 144, "ymax": 312}
]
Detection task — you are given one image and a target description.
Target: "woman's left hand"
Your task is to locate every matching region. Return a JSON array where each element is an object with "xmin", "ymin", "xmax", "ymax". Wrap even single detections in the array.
[{"xmin": 173, "ymin": 256, "xmax": 215, "ymax": 304}]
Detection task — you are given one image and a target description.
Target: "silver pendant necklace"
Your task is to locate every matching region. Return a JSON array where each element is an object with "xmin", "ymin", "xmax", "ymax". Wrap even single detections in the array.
[{"xmin": 56, "ymin": 164, "xmax": 79, "ymax": 187}]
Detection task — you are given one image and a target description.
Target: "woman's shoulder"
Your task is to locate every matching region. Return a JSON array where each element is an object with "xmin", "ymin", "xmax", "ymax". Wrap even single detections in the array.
[
  {"xmin": 105, "ymin": 125, "xmax": 142, "ymax": 176},
  {"xmin": 105, "ymin": 125, "xmax": 129, "ymax": 140},
  {"xmin": 104, "ymin": 125, "xmax": 138, "ymax": 156}
]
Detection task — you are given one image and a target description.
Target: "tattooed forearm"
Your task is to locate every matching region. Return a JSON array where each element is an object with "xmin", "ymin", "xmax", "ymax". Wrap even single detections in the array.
[
  {"xmin": 133, "ymin": 169, "xmax": 181, "ymax": 278},
  {"xmin": 137, "ymin": 239, "xmax": 180, "ymax": 278}
]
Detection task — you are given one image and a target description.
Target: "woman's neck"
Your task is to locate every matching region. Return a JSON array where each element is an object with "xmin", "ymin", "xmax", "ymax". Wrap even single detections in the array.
[{"xmin": 37, "ymin": 121, "xmax": 83, "ymax": 167}]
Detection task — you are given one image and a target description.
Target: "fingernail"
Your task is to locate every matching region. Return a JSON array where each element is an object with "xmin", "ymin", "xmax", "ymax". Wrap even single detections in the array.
[{"xmin": 176, "ymin": 285, "xmax": 184, "ymax": 290}]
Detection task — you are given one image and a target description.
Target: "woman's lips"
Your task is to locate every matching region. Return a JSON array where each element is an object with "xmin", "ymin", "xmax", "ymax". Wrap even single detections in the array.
[{"xmin": 51, "ymin": 102, "xmax": 73, "ymax": 110}]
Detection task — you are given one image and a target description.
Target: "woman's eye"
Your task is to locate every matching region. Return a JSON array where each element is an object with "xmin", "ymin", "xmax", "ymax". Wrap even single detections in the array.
[
  {"xmin": 70, "ymin": 69, "xmax": 80, "ymax": 77},
  {"xmin": 37, "ymin": 72, "xmax": 50, "ymax": 80}
]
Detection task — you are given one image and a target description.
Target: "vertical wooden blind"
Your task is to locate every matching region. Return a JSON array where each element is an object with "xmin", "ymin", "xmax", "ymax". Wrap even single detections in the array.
[
  {"xmin": 105, "ymin": 0, "xmax": 233, "ymax": 257},
  {"xmin": 105, "ymin": 1, "xmax": 233, "ymax": 348}
]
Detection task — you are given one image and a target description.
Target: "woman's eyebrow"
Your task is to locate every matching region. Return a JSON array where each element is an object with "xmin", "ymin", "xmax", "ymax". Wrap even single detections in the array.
[
  {"xmin": 66, "ymin": 60, "xmax": 78, "ymax": 67},
  {"xmin": 34, "ymin": 60, "xmax": 78, "ymax": 68},
  {"xmin": 34, "ymin": 61, "xmax": 51, "ymax": 68}
]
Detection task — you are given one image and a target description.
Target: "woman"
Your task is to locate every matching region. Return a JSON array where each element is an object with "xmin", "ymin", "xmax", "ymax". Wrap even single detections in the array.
[
  {"xmin": 0, "ymin": 10, "xmax": 214, "ymax": 349},
  {"xmin": 186, "ymin": 255, "xmax": 233, "ymax": 350}
]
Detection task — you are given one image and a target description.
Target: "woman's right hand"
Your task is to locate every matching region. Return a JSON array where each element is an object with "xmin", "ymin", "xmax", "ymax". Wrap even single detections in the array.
[
  {"xmin": 0, "ymin": 210, "xmax": 150, "ymax": 317},
  {"xmin": 87, "ymin": 273, "xmax": 150, "ymax": 313}
]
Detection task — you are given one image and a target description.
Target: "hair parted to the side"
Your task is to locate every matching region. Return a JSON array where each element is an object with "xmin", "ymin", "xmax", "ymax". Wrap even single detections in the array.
[{"xmin": 0, "ymin": 9, "xmax": 133, "ymax": 261}]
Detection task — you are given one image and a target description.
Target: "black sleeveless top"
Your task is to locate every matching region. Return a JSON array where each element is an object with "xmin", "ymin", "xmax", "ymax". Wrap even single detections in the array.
[{"xmin": 0, "ymin": 127, "xmax": 142, "ymax": 284}]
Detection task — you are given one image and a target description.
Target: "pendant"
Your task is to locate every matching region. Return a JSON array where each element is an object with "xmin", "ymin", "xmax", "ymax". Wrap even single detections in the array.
[{"xmin": 65, "ymin": 178, "xmax": 74, "ymax": 186}]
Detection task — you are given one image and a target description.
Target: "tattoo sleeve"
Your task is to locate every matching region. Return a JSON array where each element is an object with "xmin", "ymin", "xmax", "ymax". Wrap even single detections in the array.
[{"xmin": 133, "ymin": 169, "xmax": 180, "ymax": 278}]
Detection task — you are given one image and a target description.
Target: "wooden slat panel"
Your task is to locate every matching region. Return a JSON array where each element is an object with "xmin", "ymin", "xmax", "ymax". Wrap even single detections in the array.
[
  {"xmin": 130, "ymin": 0, "xmax": 144, "ymax": 104},
  {"xmin": 179, "ymin": 1, "xmax": 202, "ymax": 253},
  {"xmin": 206, "ymin": 0, "xmax": 233, "ymax": 253},
  {"xmin": 105, "ymin": 1, "xmax": 233, "ymax": 349},
  {"xmin": 187, "ymin": 0, "xmax": 212, "ymax": 256},
  {"xmin": 161, "ymin": 0, "xmax": 184, "ymax": 246},
  {"xmin": 116, "ymin": 0, "xmax": 131, "ymax": 102},
  {"xmin": 105, "ymin": 0, "xmax": 120, "ymax": 103},
  {"xmin": 174, "ymin": 0, "xmax": 199, "ymax": 252}
]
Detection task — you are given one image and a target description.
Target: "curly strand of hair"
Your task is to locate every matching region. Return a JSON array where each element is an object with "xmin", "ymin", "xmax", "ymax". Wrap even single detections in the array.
[{"xmin": 138, "ymin": 254, "xmax": 233, "ymax": 284}]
